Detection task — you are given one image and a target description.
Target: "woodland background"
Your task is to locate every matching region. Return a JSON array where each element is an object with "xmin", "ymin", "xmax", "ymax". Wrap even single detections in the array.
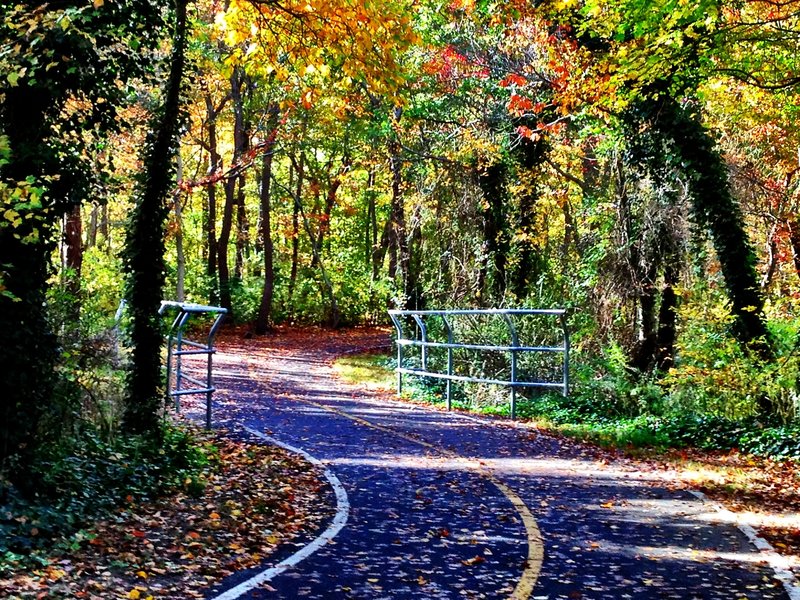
[{"xmin": 2, "ymin": 0, "xmax": 800, "ymax": 553}]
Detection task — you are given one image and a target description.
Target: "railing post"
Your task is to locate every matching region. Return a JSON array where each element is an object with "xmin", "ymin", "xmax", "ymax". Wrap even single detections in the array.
[
  {"xmin": 441, "ymin": 314, "xmax": 454, "ymax": 411},
  {"xmin": 163, "ymin": 308, "xmax": 182, "ymax": 409},
  {"xmin": 206, "ymin": 312, "xmax": 226, "ymax": 429},
  {"xmin": 412, "ymin": 314, "xmax": 428, "ymax": 372},
  {"xmin": 159, "ymin": 301, "xmax": 227, "ymax": 428},
  {"xmin": 503, "ymin": 314, "xmax": 519, "ymax": 420},
  {"xmin": 389, "ymin": 312, "xmax": 404, "ymax": 395}
]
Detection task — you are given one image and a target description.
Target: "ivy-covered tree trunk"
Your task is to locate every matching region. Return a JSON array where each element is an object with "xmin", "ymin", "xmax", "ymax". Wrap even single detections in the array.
[
  {"xmin": 122, "ymin": 0, "xmax": 189, "ymax": 436},
  {"xmin": 477, "ymin": 161, "xmax": 509, "ymax": 304},
  {"xmin": 511, "ymin": 133, "xmax": 549, "ymax": 299},
  {"xmin": 0, "ymin": 85, "xmax": 60, "ymax": 465},
  {"xmin": 649, "ymin": 97, "xmax": 772, "ymax": 355}
]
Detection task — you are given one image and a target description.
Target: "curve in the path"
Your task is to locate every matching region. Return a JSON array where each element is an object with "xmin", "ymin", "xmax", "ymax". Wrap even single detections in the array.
[
  {"xmin": 190, "ymin": 330, "xmax": 793, "ymax": 600},
  {"xmin": 209, "ymin": 428, "xmax": 351, "ymax": 600}
]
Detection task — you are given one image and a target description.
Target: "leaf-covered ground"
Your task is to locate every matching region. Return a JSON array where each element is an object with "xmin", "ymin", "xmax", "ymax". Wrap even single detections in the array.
[
  {"xmin": 0, "ymin": 428, "xmax": 329, "ymax": 599},
  {"xmin": 657, "ymin": 448, "xmax": 800, "ymax": 562}
]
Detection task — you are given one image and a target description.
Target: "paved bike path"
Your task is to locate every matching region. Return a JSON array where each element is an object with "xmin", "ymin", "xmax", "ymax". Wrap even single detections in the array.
[{"xmin": 198, "ymin": 333, "xmax": 790, "ymax": 599}]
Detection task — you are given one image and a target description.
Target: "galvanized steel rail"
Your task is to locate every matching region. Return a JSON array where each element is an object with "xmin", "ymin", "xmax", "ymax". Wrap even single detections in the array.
[
  {"xmin": 160, "ymin": 301, "xmax": 227, "ymax": 428},
  {"xmin": 388, "ymin": 309, "xmax": 569, "ymax": 419}
]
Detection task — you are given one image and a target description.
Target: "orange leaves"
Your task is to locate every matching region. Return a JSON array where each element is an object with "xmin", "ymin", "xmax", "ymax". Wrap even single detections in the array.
[
  {"xmin": 500, "ymin": 73, "xmax": 527, "ymax": 88},
  {"xmin": 461, "ymin": 555, "xmax": 485, "ymax": 566}
]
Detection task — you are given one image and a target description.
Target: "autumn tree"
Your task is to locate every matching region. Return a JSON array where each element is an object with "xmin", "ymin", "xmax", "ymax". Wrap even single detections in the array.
[
  {"xmin": 0, "ymin": 0, "xmax": 164, "ymax": 463},
  {"xmin": 122, "ymin": 0, "xmax": 190, "ymax": 435}
]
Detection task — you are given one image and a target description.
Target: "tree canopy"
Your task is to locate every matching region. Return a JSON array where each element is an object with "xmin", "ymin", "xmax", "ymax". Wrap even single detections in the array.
[{"xmin": 2, "ymin": 0, "xmax": 800, "ymax": 477}]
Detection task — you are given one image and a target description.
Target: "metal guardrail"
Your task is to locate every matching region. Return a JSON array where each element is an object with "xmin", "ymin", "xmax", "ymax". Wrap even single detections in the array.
[
  {"xmin": 388, "ymin": 309, "xmax": 569, "ymax": 420},
  {"xmin": 159, "ymin": 301, "xmax": 227, "ymax": 428}
]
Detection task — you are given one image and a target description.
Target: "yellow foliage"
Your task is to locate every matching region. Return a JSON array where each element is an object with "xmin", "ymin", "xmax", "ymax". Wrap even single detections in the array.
[{"xmin": 212, "ymin": 0, "xmax": 418, "ymax": 98}]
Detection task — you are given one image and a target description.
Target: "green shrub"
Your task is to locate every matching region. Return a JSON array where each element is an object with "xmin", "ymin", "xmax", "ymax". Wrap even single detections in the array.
[{"xmin": 0, "ymin": 423, "xmax": 214, "ymax": 570}]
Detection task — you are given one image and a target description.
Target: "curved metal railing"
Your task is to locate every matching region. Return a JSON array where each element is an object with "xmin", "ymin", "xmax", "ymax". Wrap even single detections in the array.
[
  {"xmin": 388, "ymin": 309, "xmax": 569, "ymax": 420},
  {"xmin": 159, "ymin": 301, "xmax": 227, "ymax": 428}
]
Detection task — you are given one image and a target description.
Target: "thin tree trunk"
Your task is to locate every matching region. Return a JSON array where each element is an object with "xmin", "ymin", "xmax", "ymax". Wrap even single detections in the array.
[
  {"xmin": 311, "ymin": 178, "xmax": 340, "ymax": 267},
  {"xmin": 204, "ymin": 92, "xmax": 221, "ymax": 303},
  {"xmin": 254, "ymin": 105, "xmax": 279, "ymax": 335},
  {"xmin": 388, "ymin": 137, "xmax": 408, "ymax": 294},
  {"xmin": 174, "ymin": 155, "xmax": 185, "ymax": 302},
  {"xmin": 63, "ymin": 204, "xmax": 83, "ymax": 295},
  {"xmin": 99, "ymin": 203, "xmax": 109, "ymax": 247},
  {"xmin": 234, "ymin": 174, "xmax": 248, "ymax": 280},
  {"xmin": 288, "ymin": 154, "xmax": 303, "ymax": 307},
  {"xmin": 218, "ymin": 176, "xmax": 235, "ymax": 313},
  {"xmin": 477, "ymin": 162, "xmax": 508, "ymax": 304},
  {"xmin": 87, "ymin": 204, "xmax": 99, "ymax": 248},
  {"xmin": 297, "ymin": 197, "xmax": 340, "ymax": 327},
  {"xmin": 217, "ymin": 66, "xmax": 248, "ymax": 315},
  {"xmin": 365, "ymin": 168, "xmax": 377, "ymax": 272}
]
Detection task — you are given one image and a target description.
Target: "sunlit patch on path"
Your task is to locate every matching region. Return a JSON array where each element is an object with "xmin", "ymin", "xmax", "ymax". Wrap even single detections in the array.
[{"xmin": 184, "ymin": 328, "xmax": 796, "ymax": 599}]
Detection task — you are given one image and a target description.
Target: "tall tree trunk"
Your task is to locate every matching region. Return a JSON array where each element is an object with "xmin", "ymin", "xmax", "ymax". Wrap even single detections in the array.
[
  {"xmin": 477, "ymin": 161, "xmax": 508, "ymax": 304},
  {"xmin": 254, "ymin": 106, "xmax": 279, "ymax": 335},
  {"xmin": 99, "ymin": 203, "xmax": 109, "ymax": 247},
  {"xmin": 122, "ymin": 0, "xmax": 188, "ymax": 436},
  {"xmin": 234, "ymin": 174, "xmax": 248, "ymax": 280},
  {"xmin": 288, "ymin": 155, "xmax": 304, "ymax": 307},
  {"xmin": 63, "ymin": 204, "xmax": 83, "ymax": 300},
  {"xmin": 218, "ymin": 176, "xmax": 235, "ymax": 314},
  {"xmin": 511, "ymin": 133, "xmax": 548, "ymax": 299},
  {"xmin": 406, "ymin": 202, "xmax": 424, "ymax": 310},
  {"xmin": 87, "ymin": 204, "xmax": 99, "ymax": 248},
  {"xmin": 387, "ymin": 136, "xmax": 408, "ymax": 299},
  {"xmin": 297, "ymin": 192, "xmax": 340, "ymax": 327},
  {"xmin": 655, "ymin": 266, "xmax": 679, "ymax": 371},
  {"xmin": 0, "ymin": 87, "xmax": 58, "ymax": 462},
  {"xmin": 311, "ymin": 177, "xmax": 340, "ymax": 267},
  {"xmin": 365, "ymin": 168, "xmax": 379, "ymax": 276},
  {"xmin": 204, "ymin": 92, "xmax": 221, "ymax": 303},
  {"xmin": 174, "ymin": 155, "xmax": 185, "ymax": 302},
  {"xmin": 217, "ymin": 66, "xmax": 248, "ymax": 315}
]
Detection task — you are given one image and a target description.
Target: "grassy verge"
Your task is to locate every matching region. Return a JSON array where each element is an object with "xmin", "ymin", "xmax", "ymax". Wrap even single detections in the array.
[{"xmin": 332, "ymin": 352, "xmax": 800, "ymax": 462}]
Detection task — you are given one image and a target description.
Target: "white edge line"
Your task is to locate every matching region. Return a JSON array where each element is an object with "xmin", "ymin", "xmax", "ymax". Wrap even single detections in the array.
[
  {"xmin": 208, "ymin": 427, "xmax": 350, "ymax": 600},
  {"xmin": 688, "ymin": 489, "xmax": 800, "ymax": 600}
]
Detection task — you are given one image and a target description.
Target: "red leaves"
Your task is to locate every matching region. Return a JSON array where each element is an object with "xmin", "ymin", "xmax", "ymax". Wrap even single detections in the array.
[{"xmin": 500, "ymin": 73, "xmax": 527, "ymax": 87}]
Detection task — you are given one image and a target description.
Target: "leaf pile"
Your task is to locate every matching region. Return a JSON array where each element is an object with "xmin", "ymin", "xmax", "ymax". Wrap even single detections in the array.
[{"xmin": 0, "ymin": 430, "xmax": 329, "ymax": 599}]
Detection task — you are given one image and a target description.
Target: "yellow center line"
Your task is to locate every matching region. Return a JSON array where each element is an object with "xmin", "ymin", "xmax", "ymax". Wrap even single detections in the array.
[{"xmin": 278, "ymin": 392, "xmax": 544, "ymax": 599}]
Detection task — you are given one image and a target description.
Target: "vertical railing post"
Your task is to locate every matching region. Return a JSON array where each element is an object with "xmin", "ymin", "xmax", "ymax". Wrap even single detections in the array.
[
  {"xmin": 163, "ymin": 309, "xmax": 183, "ymax": 410},
  {"xmin": 206, "ymin": 312, "xmax": 226, "ymax": 429},
  {"xmin": 412, "ymin": 314, "xmax": 428, "ymax": 372},
  {"xmin": 503, "ymin": 314, "xmax": 519, "ymax": 420},
  {"xmin": 441, "ymin": 314, "xmax": 454, "ymax": 411},
  {"xmin": 174, "ymin": 310, "xmax": 191, "ymax": 410},
  {"xmin": 389, "ymin": 312, "xmax": 404, "ymax": 396}
]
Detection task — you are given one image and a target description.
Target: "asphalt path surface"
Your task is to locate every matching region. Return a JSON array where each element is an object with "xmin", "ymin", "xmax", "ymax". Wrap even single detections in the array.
[{"xmin": 188, "ymin": 329, "xmax": 790, "ymax": 599}]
